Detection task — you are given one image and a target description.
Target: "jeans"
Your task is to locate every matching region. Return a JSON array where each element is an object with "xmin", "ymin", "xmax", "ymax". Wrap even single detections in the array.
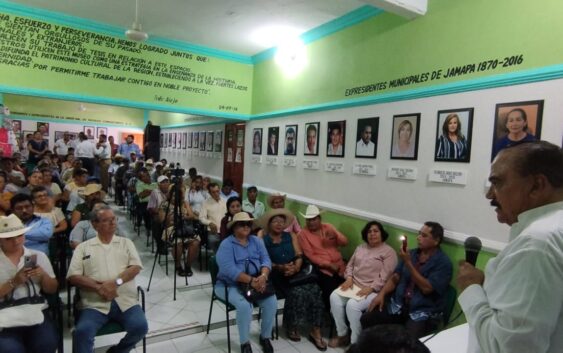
[
  {"xmin": 0, "ymin": 310, "xmax": 57, "ymax": 353},
  {"xmin": 215, "ymin": 283, "xmax": 277, "ymax": 344},
  {"xmin": 330, "ymin": 290, "xmax": 377, "ymax": 343},
  {"xmin": 73, "ymin": 301, "xmax": 148, "ymax": 353}
]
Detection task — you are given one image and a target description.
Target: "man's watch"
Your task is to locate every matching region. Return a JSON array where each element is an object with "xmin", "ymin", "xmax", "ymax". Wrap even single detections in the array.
[{"xmin": 115, "ymin": 278, "xmax": 124, "ymax": 287}]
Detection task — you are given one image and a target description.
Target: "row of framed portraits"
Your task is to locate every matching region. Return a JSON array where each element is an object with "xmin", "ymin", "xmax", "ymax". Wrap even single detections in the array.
[
  {"xmin": 252, "ymin": 100, "xmax": 544, "ymax": 163},
  {"xmin": 160, "ymin": 130, "xmax": 223, "ymax": 153},
  {"xmin": 14, "ymin": 122, "xmax": 105, "ymax": 140}
]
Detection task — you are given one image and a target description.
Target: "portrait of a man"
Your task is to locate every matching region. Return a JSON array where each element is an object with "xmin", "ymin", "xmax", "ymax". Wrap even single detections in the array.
[
  {"xmin": 327, "ymin": 120, "xmax": 346, "ymax": 157},
  {"xmin": 304, "ymin": 122, "xmax": 319, "ymax": 156},
  {"xmin": 355, "ymin": 117, "xmax": 379, "ymax": 158},
  {"xmin": 83, "ymin": 126, "xmax": 95, "ymax": 140},
  {"xmin": 284, "ymin": 125, "xmax": 298, "ymax": 156},
  {"xmin": 267, "ymin": 127, "xmax": 279, "ymax": 155}
]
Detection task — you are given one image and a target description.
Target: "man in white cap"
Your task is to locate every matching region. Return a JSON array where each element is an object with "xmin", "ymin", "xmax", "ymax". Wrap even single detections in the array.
[
  {"xmin": 298, "ymin": 204, "xmax": 348, "ymax": 309},
  {"xmin": 68, "ymin": 205, "xmax": 147, "ymax": 353},
  {"xmin": 0, "ymin": 214, "xmax": 59, "ymax": 352}
]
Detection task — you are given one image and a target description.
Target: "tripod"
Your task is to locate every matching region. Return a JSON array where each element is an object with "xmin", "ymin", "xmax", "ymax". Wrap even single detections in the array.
[{"xmin": 147, "ymin": 173, "xmax": 189, "ymax": 300}]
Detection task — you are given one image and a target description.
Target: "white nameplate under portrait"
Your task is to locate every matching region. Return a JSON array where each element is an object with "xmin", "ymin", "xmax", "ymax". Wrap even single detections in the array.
[
  {"xmin": 387, "ymin": 166, "xmax": 418, "ymax": 180},
  {"xmin": 325, "ymin": 162, "xmax": 345, "ymax": 173},
  {"xmin": 302, "ymin": 160, "xmax": 320, "ymax": 170},
  {"xmin": 251, "ymin": 155, "xmax": 262, "ymax": 164},
  {"xmin": 353, "ymin": 163, "xmax": 376, "ymax": 176},
  {"xmin": 429, "ymin": 169, "xmax": 468, "ymax": 185},
  {"xmin": 265, "ymin": 156, "xmax": 278, "ymax": 165},
  {"xmin": 284, "ymin": 158, "xmax": 296, "ymax": 167}
]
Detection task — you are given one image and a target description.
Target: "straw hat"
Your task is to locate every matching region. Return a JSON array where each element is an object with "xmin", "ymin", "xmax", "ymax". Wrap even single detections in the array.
[
  {"xmin": 266, "ymin": 192, "xmax": 287, "ymax": 207},
  {"xmin": 78, "ymin": 183, "xmax": 102, "ymax": 197},
  {"xmin": 227, "ymin": 212, "xmax": 255, "ymax": 230},
  {"xmin": 299, "ymin": 205, "xmax": 323, "ymax": 219},
  {"xmin": 0, "ymin": 214, "xmax": 32, "ymax": 239},
  {"xmin": 257, "ymin": 208, "xmax": 295, "ymax": 233}
]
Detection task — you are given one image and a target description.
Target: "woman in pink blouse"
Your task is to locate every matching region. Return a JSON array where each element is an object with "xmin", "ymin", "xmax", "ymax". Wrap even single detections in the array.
[{"xmin": 328, "ymin": 221, "xmax": 398, "ymax": 347}]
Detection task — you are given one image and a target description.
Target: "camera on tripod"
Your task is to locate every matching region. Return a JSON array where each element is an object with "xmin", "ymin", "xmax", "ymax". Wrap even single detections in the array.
[{"xmin": 172, "ymin": 167, "xmax": 185, "ymax": 177}]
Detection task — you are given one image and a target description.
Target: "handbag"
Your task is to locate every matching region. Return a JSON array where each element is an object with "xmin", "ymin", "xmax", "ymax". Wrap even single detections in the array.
[
  {"xmin": 238, "ymin": 259, "xmax": 275, "ymax": 302},
  {"xmin": 288, "ymin": 256, "xmax": 319, "ymax": 287},
  {"xmin": 0, "ymin": 280, "xmax": 45, "ymax": 328}
]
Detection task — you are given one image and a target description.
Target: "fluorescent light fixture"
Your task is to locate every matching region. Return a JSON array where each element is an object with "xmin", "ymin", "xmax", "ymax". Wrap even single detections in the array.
[
  {"xmin": 275, "ymin": 37, "xmax": 307, "ymax": 77},
  {"xmin": 250, "ymin": 25, "xmax": 303, "ymax": 49}
]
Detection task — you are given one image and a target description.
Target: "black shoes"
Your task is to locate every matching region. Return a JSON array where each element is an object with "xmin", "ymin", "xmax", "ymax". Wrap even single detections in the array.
[
  {"xmin": 240, "ymin": 342, "xmax": 252, "ymax": 353},
  {"xmin": 260, "ymin": 337, "xmax": 273, "ymax": 353}
]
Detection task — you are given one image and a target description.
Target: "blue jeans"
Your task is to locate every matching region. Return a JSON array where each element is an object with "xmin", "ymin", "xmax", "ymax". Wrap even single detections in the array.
[
  {"xmin": 73, "ymin": 301, "xmax": 148, "ymax": 353},
  {"xmin": 215, "ymin": 283, "xmax": 277, "ymax": 344},
  {"xmin": 0, "ymin": 310, "xmax": 57, "ymax": 353}
]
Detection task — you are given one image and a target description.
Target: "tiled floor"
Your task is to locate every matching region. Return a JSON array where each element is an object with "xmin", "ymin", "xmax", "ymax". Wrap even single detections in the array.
[{"xmin": 62, "ymin": 202, "xmax": 347, "ymax": 353}]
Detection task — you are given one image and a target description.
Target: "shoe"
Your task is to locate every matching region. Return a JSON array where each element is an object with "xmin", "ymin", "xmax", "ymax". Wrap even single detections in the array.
[
  {"xmin": 185, "ymin": 266, "xmax": 193, "ymax": 277},
  {"xmin": 259, "ymin": 337, "xmax": 273, "ymax": 353},
  {"xmin": 308, "ymin": 333, "xmax": 328, "ymax": 351},
  {"xmin": 176, "ymin": 268, "xmax": 187, "ymax": 276},
  {"xmin": 328, "ymin": 334, "xmax": 350, "ymax": 348},
  {"xmin": 287, "ymin": 329, "xmax": 301, "ymax": 342},
  {"xmin": 240, "ymin": 342, "xmax": 253, "ymax": 353}
]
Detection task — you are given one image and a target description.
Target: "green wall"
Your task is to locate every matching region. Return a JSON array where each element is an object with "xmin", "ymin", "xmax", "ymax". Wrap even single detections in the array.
[{"xmin": 252, "ymin": 0, "xmax": 563, "ymax": 115}]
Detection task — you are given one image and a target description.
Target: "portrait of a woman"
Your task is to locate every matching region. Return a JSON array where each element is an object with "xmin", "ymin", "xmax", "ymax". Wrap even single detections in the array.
[
  {"xmin": 435, "ymin": 110, "xmax": 472, "ymax": 162},
  {"xmin": 252, "ymin": 129, "xmax": 262, "ymax": 154},
  {"xmin": 492, "ymin": 106, "xmax": 539, "ymax": 159},
  {"xmin": 391, "ymin": 115, "xmax": 419, "ymax": 160}
]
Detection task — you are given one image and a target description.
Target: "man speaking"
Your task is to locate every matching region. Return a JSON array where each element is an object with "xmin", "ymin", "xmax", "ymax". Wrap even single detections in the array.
[{"xmin": 457, "ymin": 141, "xmax": 563, "ymax": 353}]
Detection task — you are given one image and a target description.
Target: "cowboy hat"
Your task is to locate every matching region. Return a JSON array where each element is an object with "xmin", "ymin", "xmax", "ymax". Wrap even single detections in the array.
[
  {"xmin": 266, "ymin": 192, "xmax": 287, "ymax": 208},
  {"xmin": 257, "ymin": 208, "xmax": 295, "ymax": 233},
  {"xmin": 78, "ymin": 183, "xmax": 102, "ymax": 197},
  {"xmin": 0, "ymin": 214, "xmax": 33, "ymax": 239},
  {"xmin": 299, "ymin": 205, "xmax": 323, "ymax": 219},
  {"xmin": 227, "ymin": 212, "xmax": 255, "ymax": 230}
]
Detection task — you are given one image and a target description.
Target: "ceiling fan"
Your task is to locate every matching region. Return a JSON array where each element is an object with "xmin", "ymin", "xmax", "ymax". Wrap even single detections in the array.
[{"xmin": 125, "ymin": 0, "xmax": 149, "ymax": 42}]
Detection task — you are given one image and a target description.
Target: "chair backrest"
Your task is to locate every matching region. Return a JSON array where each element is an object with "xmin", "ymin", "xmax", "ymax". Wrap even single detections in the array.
[
  {"xmin": 208, "ymin": 255, "xmax": 219, "ymax": 285},
  {"xmin": 443, "ymin": 285, "xmax": 457, "ymax": 326}
]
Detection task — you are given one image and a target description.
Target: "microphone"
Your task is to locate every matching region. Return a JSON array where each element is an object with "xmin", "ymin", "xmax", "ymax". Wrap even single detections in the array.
[{"xmin": 464, "ymin": 236, "xmax": 482, "ymax": 266}]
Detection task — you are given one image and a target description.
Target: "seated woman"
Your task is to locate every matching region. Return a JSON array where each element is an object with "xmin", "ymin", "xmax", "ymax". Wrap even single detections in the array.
[
  {"xmin": 360, "ymin": 221, "xmax": 453, "ymax": 338},
  {"xmin": 31, "ymin": 186, "xmax": 68, "ymax": 235},
  {"xmin": 0, "ymin": 214, "xmax": 59, "ymax": 353},
  {"xmin": 159, "ymin": 185, "xmax": 200, "ymax": 277},
  {"xmin": 258, "ymin": 209, "xmax": 327, "ymax": 351},
  {"xmin": 219, "ymin": 196, "xmax": 253, "ymax": 241},
  {"xmin": 329, "ymin": 221, "xmax": 398, "ymax": 347},
  {"xmin": 215, "ymin": 212, "xmax": 276, "ymax": 353}
]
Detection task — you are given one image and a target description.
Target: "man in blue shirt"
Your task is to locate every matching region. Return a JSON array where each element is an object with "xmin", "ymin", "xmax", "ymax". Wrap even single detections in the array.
[
  {"xmin": 10, "ymin": 193, "xmax": 54, "ymax": 255},
  {"xmin": 117, "ymin": 135, "xmax": 141, "ymax": 161}
]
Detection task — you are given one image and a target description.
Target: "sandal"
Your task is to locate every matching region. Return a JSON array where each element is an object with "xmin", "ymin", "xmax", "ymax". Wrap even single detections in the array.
[
  {"xmin": 308, "ymin": 333, "xmax": 327, "ymax": 351},
  {"xmin": 287, "ymin": 329, "xmax": 301, "ymax": 342}
]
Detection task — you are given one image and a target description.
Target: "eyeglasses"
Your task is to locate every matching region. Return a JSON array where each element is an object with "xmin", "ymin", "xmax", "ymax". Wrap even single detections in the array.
[
  {"xmin": 270, "ymin": 219, "xmax": 285, "ymax": 225},
  {"xmin": 238, "ymin": 222, "xmax": 253, "ymax": 228}
]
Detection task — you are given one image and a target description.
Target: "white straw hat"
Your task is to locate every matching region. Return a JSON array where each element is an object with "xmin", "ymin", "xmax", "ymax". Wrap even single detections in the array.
[
  {"xmin": 0, "ymin": 214, "xmax": 33, "ymax": 239},
  {"xmin": 299, "ymin": 205, "xmax": 323, "ymax": 219}
]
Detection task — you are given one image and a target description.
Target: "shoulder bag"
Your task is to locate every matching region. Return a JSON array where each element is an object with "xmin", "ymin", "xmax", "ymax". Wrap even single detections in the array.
[
  {"xmin": 238, "ymin": 259, "xmax": 275, "ymax": 302},
  {"xmin": 0, "ymin": 280, "xmax": 46, "ymax": 328},
  {"xmin": 288, "ymin": 255, "xmax": 319, "ymax": 287}
]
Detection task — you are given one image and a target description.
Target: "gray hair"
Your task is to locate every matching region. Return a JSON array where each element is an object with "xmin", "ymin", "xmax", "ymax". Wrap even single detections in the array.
[{"xmin": 90, "ymin": 204, "xmax": 112, "ymax": 222}]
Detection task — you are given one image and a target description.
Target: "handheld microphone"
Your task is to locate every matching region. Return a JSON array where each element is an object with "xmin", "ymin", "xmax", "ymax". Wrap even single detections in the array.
[{"xmin": 464, "ymin": 236, "xmax": 482, "ymax": 266}]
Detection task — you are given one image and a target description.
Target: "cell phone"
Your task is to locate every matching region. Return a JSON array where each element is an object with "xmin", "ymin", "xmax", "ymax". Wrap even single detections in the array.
[
  {"xmin": 24, "ymin": 254, "xmax": 37, "ymax": 269},
  {"xmin": 400, "ymin": 235, "xmax": 408, "ymax": 252}
]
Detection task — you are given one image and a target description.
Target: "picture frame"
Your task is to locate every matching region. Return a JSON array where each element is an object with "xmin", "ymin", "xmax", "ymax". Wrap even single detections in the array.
[
  {"xmin": 491, "ymin": 100, "xmax": 543, "ymax": 160},
  {"xmin": 37, "ymin": 122, "xmax": 49, "ymax": 136},
  {"xmin": 390, "ymin": 113, "xmax": 420, "ymax": 160},
  {"xmin": 251, "ymin": 128, "xmax": 263, "ymax": 155},
  {"xmin": 236, "ymin": 129, "xmax": 244, "ymax": 147},
  {"xmin": 284, "ymin": 125, "xmax": 298, "ymax": 156},
  {"xmin": 163, "ymin": 133, "xmax": 168, "ymax": 148},
  {"xmin": 327, "ymin": 120, "xmax": 346, "ymax": 158},
  {"xmin": 193, "ymin": 131, "xmax": 199, "ymax": 149},
  {"xmin": 168, "ymin": 132, "xmax": 173, "ymax": 147},
  {"xmin": 434, "ymin": 108, "xmax": 474, "ymax": 163},
  {"xmin": 182, "ymin": 132, "xmax": 187, "ymax": 149},
  {"xmin": 355, "ymin": 117, "xmax": 379, "ymax": 159},
  {"xmin": 160, "ymin": 133, "xmax": 164, "ymax": 147},
  {"xmin": 12, "ymin": 119, "xmax": 21, "ymax": 134},
  {"xmin": 199, "ymin": 131, "xmax": 206, "ymax": 150},
  {"xmin": 206, "ymin": 131, "xmax": 214, "ymax": 151},
  {"xmin": 214, "ymin": 130, "xmax": 223, "ymax": 152},
  {"xmin": 187, "ymin": 132, "xmax": 192, "ymax": 148},
  {"xmin": 83, "ymin": 126, "xmax": 95, "ymax": 139},
  {"xmin": 266, "ymin": 127, "xmax": 279, "ymax": 155},
  {"xmin": 304, "ymin": 122, "xmax": 320, "ymax": 156},
  {"xmin": 54, "ymin": 131, "xmax": 78, "ymax": 142},
  {"xmin": 96, "ymin": 127, "xmax": 107, "ymax": 138}
]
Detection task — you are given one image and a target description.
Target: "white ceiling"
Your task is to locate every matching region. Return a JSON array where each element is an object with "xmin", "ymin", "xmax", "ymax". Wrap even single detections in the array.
[{"xmin": 8, "ymin": 0, "xmax": 368, "ymax": 56}]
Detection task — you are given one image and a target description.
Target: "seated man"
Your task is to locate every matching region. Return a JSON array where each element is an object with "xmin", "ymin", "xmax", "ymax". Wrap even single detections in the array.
[
  {"xmin": 242, "ymin": 186, "xmax": 265, "ymax": 218},
  {"xmin": 360, "ymin": 221, "xmax": 453, "ymax": 338},
  {"xmin": 67, "ymin": 205, "xmax": 148, "ymax": 353},
  {"xmin": 199, "ymin": 182, "xmax": 226, "ymax": 252},
  {"xmin": 219, "ymin": 178, "xmax": 239, "ymax": 201},
  {"xmin": 10, "ymin": 193, "xmax": 54, "ymax": 255}
]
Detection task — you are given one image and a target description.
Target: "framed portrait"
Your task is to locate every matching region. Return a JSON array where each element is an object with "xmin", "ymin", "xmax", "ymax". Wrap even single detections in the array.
[
  {"xmin": 284, "ymin": 125, "xmax": 298, "ymax": 156},
  {"xmin": 187, "ymin": 132, "xmax": 192, "ymax": 148},
  {"xmin": 327, "ymin": 120, "xmax": 346, "ymax": 158},
  {"xmin": 54, "ymin": 131, "xmax": 78, "ymax": 141},
  {"xmin": 160, "ymin": 133, "xmax": 164, "ymax": 147},
  {"xmin": 304, "ymin": 122, "xmax": 320, "ymax": 156},
  {"xmin": 355, "ymin": 117, "xmax": 379, "ymax": 159},
  {"xmin": 206, "ymin": 131, "xmax": 214, "ymax": 151},
  {"xmin": 12, "ymin": 119, "xmax": 21, "ymax": 134},
  {"xmin": 251, "ymin": 128, "xmax": 263, "ymax": 155},
  {"xmin": 96, "ymin": 127, "xmax": 107, "ymax": 138},
  {"xmin": 236, "ymin": 129, "xmax": 244, "ymax": 147},
  {"xmin": 168, "ymin": 132, "xmax": 173, "ymax": 147},
  {"xmin": 37, "ymin": 122, "xmax": 49, "ymax": 136},
  {"xmin": 182, "ymin": 132, "xmax": 187, "ymax": 149},
  {"xmin": 434, "ymin": 108, "xmax": 474, "ymax": 163},
  {"xmin": 199, "ymin": 131, "xmax": 206, "ymax": 150},
  {"xmin": 214, "ymin": 130, "xmax": 223, "ymax": 152},
  {"xmin": 83, "ymin": 126, "xmax": 95, "ymax": 139},
  {"xmin": 390, "ymin": 113, "xmax": 420, "ymax": 160},
  {"xmin": 266, "ymin": 127, "xmax": 279, "ymax": 155},
  {"xmin": 163, "ymin": 133, "xmax": 167, "ymax": 148},
  {"xmin": 491, "ymin": 100, "xmax": 543, "ymax": 160},
  {"xmin": 193, "ymin": 131, "xmax": 199, "ymax": 149}
]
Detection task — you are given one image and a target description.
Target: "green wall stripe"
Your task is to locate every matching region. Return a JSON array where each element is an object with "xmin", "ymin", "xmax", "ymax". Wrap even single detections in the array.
[
  {"xmin": 161, "ymin": 120, "xmax": 227, "ymax": 128},
  {"xmin": 0, "ymin": 0, "xmax": 252, "ymax": 64},
  {"xmin": 252, "ymin": 5, "xmax": 383, "ymax": 64}
]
